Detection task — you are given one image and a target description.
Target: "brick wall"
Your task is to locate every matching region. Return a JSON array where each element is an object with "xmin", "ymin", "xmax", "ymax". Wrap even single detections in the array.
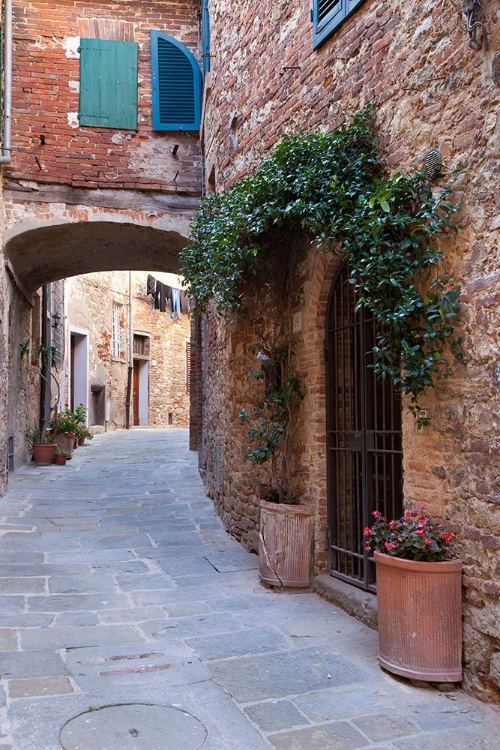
[
  {"xmin": 9, "ymin": 0, "xmax": 201, "ymax": 193},
  {"xmin": 199, "ymin": 0, "xmax": 500, "ymax": 701}
]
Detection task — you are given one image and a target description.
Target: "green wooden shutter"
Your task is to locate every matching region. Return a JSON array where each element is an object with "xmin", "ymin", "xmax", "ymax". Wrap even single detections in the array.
[
  {"xmin": 79, "ymin": 39, "xmax": 138, "ymax": 130},
  {"xmin": 150, "ymin": 31, "xmax": 201, "ymax": 131}
]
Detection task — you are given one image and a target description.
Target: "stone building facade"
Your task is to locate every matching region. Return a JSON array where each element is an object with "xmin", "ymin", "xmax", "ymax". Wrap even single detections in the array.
[
  {"xmin": 0, "ymin": 0, "xmax": 202, "ymax": 476},
  {"xmin": 64, "ymin": 270, "xmax": 191, "ymax": 431},
  {"xmin": 195, "ymin": 0, "xmax": 500, "ymax": 702}
]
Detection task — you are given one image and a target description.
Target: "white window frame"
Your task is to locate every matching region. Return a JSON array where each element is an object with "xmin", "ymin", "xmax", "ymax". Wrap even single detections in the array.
[{"xmin": 112, "ymin": 302, "xmax": 124, "ymax": 359}]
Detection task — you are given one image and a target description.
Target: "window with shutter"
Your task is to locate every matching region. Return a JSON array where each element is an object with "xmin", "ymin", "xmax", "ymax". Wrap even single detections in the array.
[
  {"xmin": 150, "ymin": 31, "xmax": 202, "ymax": 131},
  {"xmin": 79, "ymin": 39, "xmax": 138, "ymax": 130},
  {"xmin": 312, "ymin": 0, "xmax": 365, "ymax": 48}
]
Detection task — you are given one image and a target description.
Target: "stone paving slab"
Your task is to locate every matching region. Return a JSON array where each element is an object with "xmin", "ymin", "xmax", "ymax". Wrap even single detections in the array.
[
  {"xmin": 186, "ymin": 626, "xmax": 289, "ymax": 661},
  {"xmin": 0, "ymin": 429, "xmax": 499, "ymax": 750},
  {"xmin": 0, "ymin": 650, "xmax": 67, "ymax": 679},
  {"xmin": 20, "ymin": 624, "xmax": 145, "ymax": 650},
  {"xmin": 8, "ymin": 676, "xmax": 74, "ymax": 700},
  {"xmin": 209, "ymin": 646, "xmax": 368, "ymax": 702}
]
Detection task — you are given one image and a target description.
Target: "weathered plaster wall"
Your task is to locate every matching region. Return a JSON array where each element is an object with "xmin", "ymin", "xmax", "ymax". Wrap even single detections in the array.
[
  {"xmin": 66, "ymin": 270, "xmax": 191, "ymax": 430},
  {"xmin": 200, "ymin": 0, "xmax": 500, "ymax": 701}
]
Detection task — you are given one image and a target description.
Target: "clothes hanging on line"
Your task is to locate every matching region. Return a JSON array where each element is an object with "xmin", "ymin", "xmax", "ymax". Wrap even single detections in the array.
[
  {"xmin": 170, "ymin": 288, "xmax": 182, "ymax": 319},
  {"xmin": 147, "ymin": 275, "xmax": 188, "ymax": 317}
]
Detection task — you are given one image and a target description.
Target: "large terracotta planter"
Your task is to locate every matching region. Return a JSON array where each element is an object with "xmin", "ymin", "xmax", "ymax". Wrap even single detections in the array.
[
  {"xmin": 259, "ymin": 500, "xmax": 314, "ymax": 588},
  {"xmin": 32, "ymin": 443, "xmax": 56, "ymax": 466},
  {"xmin": 374, "ymin": 551, "xmax": 463, "ymax": 682},
  {"xmin": 53, "ymin": 434, "xmax": 74, "ymax": 454}
]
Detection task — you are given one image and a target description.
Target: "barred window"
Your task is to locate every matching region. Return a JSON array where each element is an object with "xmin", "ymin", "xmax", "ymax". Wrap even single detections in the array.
[{"xmin": 112, "ymin": 302, "xmax": 124, "ymax": 359}]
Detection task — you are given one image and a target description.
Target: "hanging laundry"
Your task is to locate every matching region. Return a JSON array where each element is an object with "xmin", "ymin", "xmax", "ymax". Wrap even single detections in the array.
[
  {"xmin": 171, "ymin": 288, "xmax": 182, "ymax": 319},
  {"xmin": 147, "ymin": 274, "xmax": 156, "ymax": 296},
  {"xmin": 155, "ymin": 280, "xmax": 168, "ymax": 312}
]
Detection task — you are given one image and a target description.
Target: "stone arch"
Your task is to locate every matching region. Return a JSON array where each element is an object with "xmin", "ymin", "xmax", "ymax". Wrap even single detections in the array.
[
  {"xmin": 298, "ymin": 247, "xmax": 343, "ymax": 574},
  {"xmin": 4, "ymin": 219, "xmax": 192, "ymax": 292}
]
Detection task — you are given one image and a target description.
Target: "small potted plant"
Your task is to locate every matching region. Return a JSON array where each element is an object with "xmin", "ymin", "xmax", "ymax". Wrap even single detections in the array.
[
  {"xmin": 238, "ymin": 341, "xmax": 314, "ymax": 588},
  {"xmin": 26, "ymin": 426, "xmax": 56, "ymax": 466},
  {"xmin": 54, "ymin": 446, "xmax": 71, "ymax": 466},
  {"xmin": 74, "ymin": 404, "xmax": 89, "ymax": 445},
  {"xmin": 364, "ymin": 505, "xmax": 462, "ymax": 682}
]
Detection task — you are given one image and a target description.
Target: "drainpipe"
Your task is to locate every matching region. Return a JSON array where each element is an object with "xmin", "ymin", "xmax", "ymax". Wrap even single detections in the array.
[
  {"xmin": 39, "ymin": 284, "xmax": 51, "ymax": 438},
  {"xmin": 125, "ymin": 271, "xmax": 133, "ymax": 429},
  {"xmin": 0, "ymin": 0, "xmax": 13, "ymax": 164}
]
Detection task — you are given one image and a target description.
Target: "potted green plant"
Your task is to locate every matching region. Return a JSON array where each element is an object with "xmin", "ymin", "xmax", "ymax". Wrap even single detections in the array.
[
  {"xmin": 77, "ymin": 425, "xmax": 93, "ymax": 445},
  {"xmin": 364, "ymin": 506, "xmax": 462, "ymax": 682},
  {"xmin": 54, "ymin": 446, "xmax": 71, "ymax": 466},
  {"xmin": 22, "ymin": 343, "xmax": 61, "ymax": 464},
  {"xmin": 238, "ymin": 342, "xmax": 314, "ymax": 588},
  {"xmin": 26, "ymin": 426, "xmax": 56, "ymax": 466},
  {"xmin": 74, "ymin": 404, "xmax": 90, "ymax": 445}
]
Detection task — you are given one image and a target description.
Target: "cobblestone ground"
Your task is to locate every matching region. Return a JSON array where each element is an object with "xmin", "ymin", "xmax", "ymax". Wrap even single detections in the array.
[{"xmin": 0, "ymin": 429, "xmax": 498, "ymax": 749}]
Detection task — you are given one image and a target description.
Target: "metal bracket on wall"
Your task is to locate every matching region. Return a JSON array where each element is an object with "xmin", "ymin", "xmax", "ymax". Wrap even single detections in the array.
[{"xmin": 463, "ymin": 0, "xmax": 485, "ymax": 49}]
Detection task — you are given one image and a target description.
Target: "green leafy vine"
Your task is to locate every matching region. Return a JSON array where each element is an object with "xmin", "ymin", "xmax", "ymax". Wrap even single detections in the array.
[{"xmin": 181, "ymin": 107, "xmax": 466, "ymax": 424}]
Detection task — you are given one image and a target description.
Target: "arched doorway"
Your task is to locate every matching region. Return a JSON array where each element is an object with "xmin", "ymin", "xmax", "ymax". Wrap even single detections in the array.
[{"xmin": 326, "ymin": 264, "xmax": 403, "ymax": 591}]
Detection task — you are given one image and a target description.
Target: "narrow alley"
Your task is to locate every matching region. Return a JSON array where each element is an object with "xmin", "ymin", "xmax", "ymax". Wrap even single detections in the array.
[{"xmin": 0, "ymin": 430, "xmax": 498, "ymax": 749}]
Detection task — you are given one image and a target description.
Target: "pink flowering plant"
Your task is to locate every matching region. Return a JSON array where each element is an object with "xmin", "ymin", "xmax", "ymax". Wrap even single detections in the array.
[{"xmin": 364, "ymin": 505, "xmax": 453, "ymax": 562}]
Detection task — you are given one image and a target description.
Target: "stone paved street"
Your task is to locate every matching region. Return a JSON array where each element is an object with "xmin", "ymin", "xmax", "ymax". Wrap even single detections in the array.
[{"xmin": 0, "ymin": 429, "xmax": 498, "ymax": 749}]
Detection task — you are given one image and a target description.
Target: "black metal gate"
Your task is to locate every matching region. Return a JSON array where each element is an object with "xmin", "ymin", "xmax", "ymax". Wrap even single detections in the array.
[{"xmin": 326, "ymin": 264, "xmax": 403, "ymax": 591}]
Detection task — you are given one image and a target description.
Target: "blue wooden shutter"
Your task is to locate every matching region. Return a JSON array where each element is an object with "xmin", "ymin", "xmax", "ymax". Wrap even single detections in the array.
[
  {"xmin": 79, "ymin": 39, "xmax": 138, "ymax": 130},
  {"xmin": 313, "ymin": 0, "xmax": 364, "ymax": 49},
  {"xmin": 150, "ymin": 31, "xmax": 201, "ymax": 131},
  {"xmin": 201, "ymin": 0, "xmax": 211, "ymax": 76}
]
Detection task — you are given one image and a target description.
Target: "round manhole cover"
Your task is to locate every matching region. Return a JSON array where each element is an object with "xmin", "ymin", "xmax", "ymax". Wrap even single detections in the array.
[{"xmin": 59, "ymin": 704, "xmax": 207, "ymax": 750}]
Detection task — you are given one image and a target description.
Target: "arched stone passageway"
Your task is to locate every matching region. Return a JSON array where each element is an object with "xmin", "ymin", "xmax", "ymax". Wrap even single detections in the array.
[
  {"xmin": 5, "ymin": 220, "xmax": 191, "ymax": 292},
  {"xmin": 2, "ymin": 211, "xmax": 198, "ymax": 491}
]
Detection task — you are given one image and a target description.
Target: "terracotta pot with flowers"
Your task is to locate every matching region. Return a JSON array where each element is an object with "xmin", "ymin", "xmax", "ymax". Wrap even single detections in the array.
[
  {"xmin": 50, "ymin": 405, "xmax": 79, "ymax": 454},
  {"xmin": 74, "ymin": 404, "xmax": 93, "ymax": 445},
  {"xmin": 54, "ymin": 447, "xmax": 71, "ymax": 465},
  {"xmin": 364, "ymin": 506, "xmax": 462, "ymax": 683}
]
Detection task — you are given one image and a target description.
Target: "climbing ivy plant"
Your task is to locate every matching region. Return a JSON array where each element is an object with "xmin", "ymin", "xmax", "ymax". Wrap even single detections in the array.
[{"xmin": 180, "ymin": 107, "xmax": 466, "ymax": 424}]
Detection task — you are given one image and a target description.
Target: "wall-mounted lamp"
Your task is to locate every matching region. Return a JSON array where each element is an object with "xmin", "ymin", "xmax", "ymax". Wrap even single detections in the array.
[{"xmin": 51, "ymin": 312, "xmax": 61, "ymax": 329}]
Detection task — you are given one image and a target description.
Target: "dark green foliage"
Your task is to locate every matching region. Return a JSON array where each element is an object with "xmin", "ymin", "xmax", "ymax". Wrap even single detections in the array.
[
  {"xmin": 181, "ymin": 107, "xmax": 466, "ymax": 424},
  {"xmin": 238, "ymin": 343, "xmax": 304, "ymax": 504}
]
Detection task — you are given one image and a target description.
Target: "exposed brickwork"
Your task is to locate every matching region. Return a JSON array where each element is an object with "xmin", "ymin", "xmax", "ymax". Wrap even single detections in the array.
[
  {"xmin": 199, "ymin": 0, "xmax": 500, "ymax": 701},
  {"xmin": 9, "ymin": 0, "xmax": 201, "ymax": 193}
]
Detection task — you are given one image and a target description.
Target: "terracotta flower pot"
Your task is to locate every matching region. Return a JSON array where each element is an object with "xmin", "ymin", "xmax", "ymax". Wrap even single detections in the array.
[
  {"xmin": 374, "ymin": 550, "xmax": 462, "ymax": 682},
  {"xmin": 54, "ymin": 454, "xmax": 67, "ymax": 466},
  {"xmin": 32, "ymin": 443, "xmax": 56, "ymax": 466},
  {"xmin": 259, "ymin": 500, "xmax": 315, "ymax": 588}
]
